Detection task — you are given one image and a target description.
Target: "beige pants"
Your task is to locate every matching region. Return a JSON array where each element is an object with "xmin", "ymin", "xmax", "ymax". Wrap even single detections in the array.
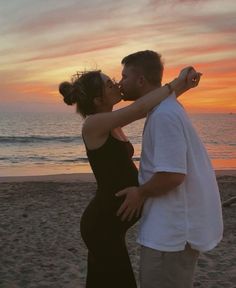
[{"xmin": 140, "ymin": 243, "xmax": 199, "ymax": 288}]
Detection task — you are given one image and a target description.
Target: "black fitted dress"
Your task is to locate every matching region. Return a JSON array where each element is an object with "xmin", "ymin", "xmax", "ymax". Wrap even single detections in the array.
[{"xmin": 80, "ymin": 134, "xmax": 140, "ymax": 288}]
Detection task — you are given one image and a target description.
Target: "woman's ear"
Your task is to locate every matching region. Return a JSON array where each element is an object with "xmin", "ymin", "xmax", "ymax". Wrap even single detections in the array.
[{"xmin": 93, "ymin": 96, "xmax": 102, "ymax": 107}]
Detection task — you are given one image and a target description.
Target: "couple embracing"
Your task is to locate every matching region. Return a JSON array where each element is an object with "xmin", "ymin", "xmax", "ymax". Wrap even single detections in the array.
[{"xmin": 59, "ymin": 50, "xmax": 223, "ymax": 288}]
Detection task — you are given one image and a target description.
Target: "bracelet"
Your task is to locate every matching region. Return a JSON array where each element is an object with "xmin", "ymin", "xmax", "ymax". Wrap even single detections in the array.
[{"xmin": 164, "ymin": 82, "xmax": 173, "ymax": 94}]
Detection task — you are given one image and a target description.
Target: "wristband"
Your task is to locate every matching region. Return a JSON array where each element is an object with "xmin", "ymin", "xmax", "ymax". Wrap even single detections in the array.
[{"xmin": 164, "ymin": 82, "xmax": 173, "ymax": 94}]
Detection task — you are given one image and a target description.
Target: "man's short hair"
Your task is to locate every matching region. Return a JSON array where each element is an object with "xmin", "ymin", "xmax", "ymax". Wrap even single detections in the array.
[{"xmin": 121, "ymin": 50, "xmax": 164, "ymax": 86}]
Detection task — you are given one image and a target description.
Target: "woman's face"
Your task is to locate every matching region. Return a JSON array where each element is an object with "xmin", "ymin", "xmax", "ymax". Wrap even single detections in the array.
[
  {"xmin": 100, "ymin": 73, "xmax": 122, "ymax": 106},
  {"xmin": 119, "ymin": 65, "xmax": 141, "ymax": 101}
]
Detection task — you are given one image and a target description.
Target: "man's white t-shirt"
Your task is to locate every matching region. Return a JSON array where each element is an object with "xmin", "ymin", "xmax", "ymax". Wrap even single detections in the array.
[{"xmin": 137, "ymin": 94, "xmax": 223, "ymax": 252}]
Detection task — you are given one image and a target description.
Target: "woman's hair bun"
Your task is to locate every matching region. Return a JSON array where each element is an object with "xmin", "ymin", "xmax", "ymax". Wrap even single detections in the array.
[{"xmin": 59, "ymin": 81, "xmax": 76, "ymax": 105}]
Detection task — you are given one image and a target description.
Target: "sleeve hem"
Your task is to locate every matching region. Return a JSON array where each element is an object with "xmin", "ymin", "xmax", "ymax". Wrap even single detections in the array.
[{"xmin": 152, "ymin": 166, "xmax": 187, "ymax": 174}]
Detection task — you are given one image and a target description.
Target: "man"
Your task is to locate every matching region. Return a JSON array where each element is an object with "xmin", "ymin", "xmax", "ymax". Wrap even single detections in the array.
[{"xmin": 116, "ymin": 50, "xmax": 223, "ymax": 288}]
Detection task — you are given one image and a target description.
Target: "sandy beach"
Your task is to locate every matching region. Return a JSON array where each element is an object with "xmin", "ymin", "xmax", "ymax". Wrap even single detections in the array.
[{"xmin": 0, "ymin": 171, "xmax": 235, "ymax": 288}]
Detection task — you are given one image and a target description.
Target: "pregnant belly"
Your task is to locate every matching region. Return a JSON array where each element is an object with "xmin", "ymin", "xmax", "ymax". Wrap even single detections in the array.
[{"xmin": 80, "ymin": 196, "xmax": 140, "ymax": 245}]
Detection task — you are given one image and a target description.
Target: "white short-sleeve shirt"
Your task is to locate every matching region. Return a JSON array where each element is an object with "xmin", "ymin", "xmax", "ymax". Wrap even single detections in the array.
[{"xmin": 137, "ymin": 94, "xmax": 223, "ymax": 252}]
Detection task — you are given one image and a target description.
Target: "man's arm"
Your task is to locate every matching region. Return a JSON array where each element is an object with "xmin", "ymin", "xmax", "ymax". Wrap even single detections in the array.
[
  {"xmin": 116, "ymin": 69, "xmax": 195, "ymax": 219},
  {"xmin": 139, "ymin": 171, "xmax": 185, "ymax": 197},
  {"xmin": 116, "ymin": 172, "xmax": 185, "ymax": 221}
]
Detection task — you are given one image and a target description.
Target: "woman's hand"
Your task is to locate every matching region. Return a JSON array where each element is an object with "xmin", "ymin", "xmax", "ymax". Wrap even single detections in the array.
[
  {"xmin": 171, "ymin": 66, "xmax": 202, "ymax": 97},
  {"xmin": 179, "ymin": 66, "xmax": 202, "ymax": 89}
]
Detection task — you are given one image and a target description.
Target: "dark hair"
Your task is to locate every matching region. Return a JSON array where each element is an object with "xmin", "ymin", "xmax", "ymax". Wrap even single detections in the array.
[
  {"xmin": 59, "ymin": 70, "xmax": 104, "ymax": 118},
  {"xmin": 121, "ymin": 50, "xmax": 164, "ymax": 86}
]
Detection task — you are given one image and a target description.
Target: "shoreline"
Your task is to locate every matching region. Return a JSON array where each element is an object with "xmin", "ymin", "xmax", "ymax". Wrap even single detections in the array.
[
  {"xmin": 0, "ymin": 170, "xmax": 235, "ymax": 183},
  {"xmin": 0, "ymin": 173, "xmax": 96, "ymax": 183}
]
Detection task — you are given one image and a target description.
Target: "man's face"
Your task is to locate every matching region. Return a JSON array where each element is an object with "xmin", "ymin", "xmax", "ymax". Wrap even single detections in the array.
[{"xmin": 119, "ymin": 65, "xmax": 142, "ymax": 101}]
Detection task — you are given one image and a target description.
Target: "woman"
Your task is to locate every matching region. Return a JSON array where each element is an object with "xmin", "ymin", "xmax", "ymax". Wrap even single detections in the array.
[{"xmin": 59, "ymin": 68, "xmax": 200, "ymax": 287}]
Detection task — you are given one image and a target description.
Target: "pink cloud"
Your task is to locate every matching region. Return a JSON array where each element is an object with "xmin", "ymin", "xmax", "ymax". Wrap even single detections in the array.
[
  {"xmin": 3, "ymin": 2, "xmax": 125, "ymax": 35},
  {"xmin": 25, "ymin": 41, "xmax": 123, "ymax": 62},
  {"xmin": 175, "ymin": 43, "xmax": 235, "ymax": 56},
  {"xmin": 148, "ymin": 0, "xmax": 207, "ymax": 7},
  {"xmin": 197, "ymin": 58, "xmax": 236, "ymax": 75}
]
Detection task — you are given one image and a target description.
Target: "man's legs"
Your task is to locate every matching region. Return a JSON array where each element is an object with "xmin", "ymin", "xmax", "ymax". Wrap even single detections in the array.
[{"xmin": 140, "ymin": 243, "xmax": 199, "ymax": 288}]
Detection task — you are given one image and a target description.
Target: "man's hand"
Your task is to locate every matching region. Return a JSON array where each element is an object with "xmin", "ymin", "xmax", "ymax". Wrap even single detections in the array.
[{"xmin": 116, "ymin": 187, "xmax": 145, "ymax": 221}]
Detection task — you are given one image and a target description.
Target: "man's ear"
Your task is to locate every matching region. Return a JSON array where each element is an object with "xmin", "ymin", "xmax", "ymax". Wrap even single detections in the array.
[{"xmin": 137, "ymin": 75, "xmax": 145, "ymax": 87}]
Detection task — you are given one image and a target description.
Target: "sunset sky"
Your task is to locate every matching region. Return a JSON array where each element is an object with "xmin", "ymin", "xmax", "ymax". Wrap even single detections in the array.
[{"xmin": 1, "ymin": 0, "xmax": 236, "ymax": 113}]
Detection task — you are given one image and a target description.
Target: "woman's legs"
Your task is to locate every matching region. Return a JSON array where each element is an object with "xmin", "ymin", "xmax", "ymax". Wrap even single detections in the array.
[
  {"xmin": 81, "ymin": 200, "xmax": 138, "ymax": 288},
  {"xmin": 86, "ymin": 251, "xmax": 103, "ymax": 287},
  {"xmin": 86, "ymin": 234, "xmax": 137, "ymax": 288},
  {"xmin": 104, "ymin": 235, "xmax": 137, "ymax": 288}
]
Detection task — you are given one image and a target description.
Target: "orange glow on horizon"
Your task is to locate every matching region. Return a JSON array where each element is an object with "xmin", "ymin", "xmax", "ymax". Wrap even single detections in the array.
[{"xmin": 0, "ymin": 0, "xmax": 235, "ymax": 113}]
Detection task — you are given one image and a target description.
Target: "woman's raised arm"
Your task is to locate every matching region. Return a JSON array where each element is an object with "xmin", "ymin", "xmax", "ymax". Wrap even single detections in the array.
[{"xmin": 83, "ymin": 67, "xmax": 201, "ymax": 137}]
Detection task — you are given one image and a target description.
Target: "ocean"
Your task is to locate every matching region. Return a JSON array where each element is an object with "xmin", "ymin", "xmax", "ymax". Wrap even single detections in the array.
[{"xmin": 0, "ymin": 111, "xmax": 235, "ymax": 176}]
